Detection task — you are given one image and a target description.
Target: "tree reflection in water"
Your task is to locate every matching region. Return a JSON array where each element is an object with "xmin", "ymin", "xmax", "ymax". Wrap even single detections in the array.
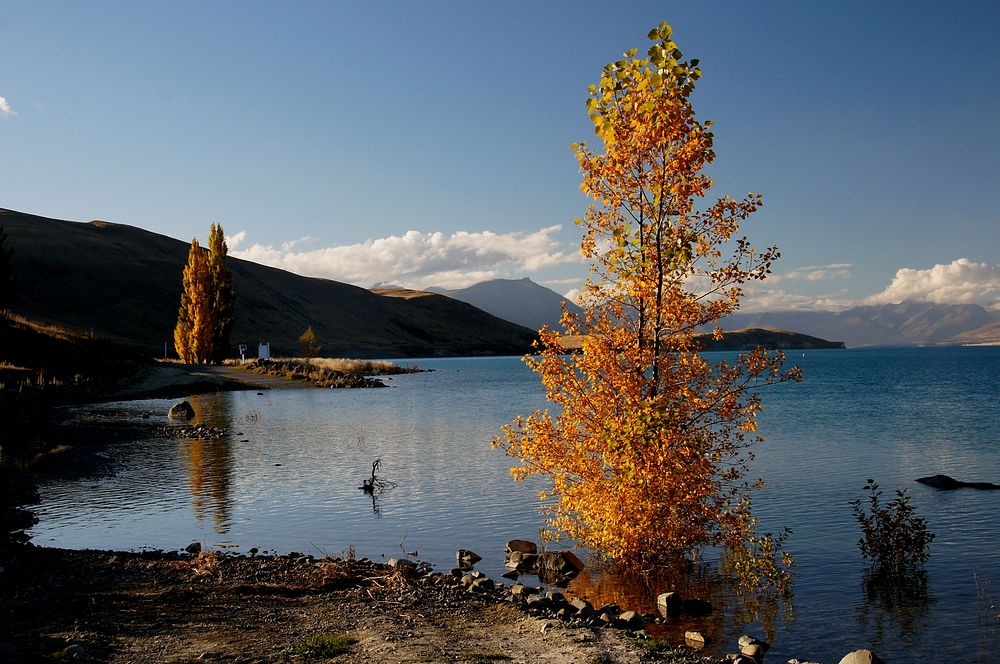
[
  {"xmin": 565, "ymin": 555, "xmax": 793, "ymax": 651},
  {"xmin": 179, "ymin": 393, "xmax": 234, "ymax": 534},
  {"xmin": 856, "ymin": 570, "xmax": 934, "ymax": 651}
]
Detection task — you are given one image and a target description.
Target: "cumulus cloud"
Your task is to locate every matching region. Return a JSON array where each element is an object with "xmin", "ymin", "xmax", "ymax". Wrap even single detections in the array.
[
  {"xmin": 864, "ymin": 258, "xmax": 1000, "ymax": 308},
  {"xmin": 230, "ymin": 225, "xmax": 578, "ymax": 290},
  {"xmin": 225, "ymin": 230, "xmax": 247, "ymax": 250},
  {"xmin": 0, "ymin": 96, "xmax": 15, "ymax": 118}
]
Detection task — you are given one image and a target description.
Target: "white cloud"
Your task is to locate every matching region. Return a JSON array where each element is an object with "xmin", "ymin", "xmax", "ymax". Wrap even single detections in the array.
[
  {"xmin": 0, "ymin": 96, "xmax": 15, "ymax": 118},
  {"xmin": 562, "ymin": 288, "xmax": 582, "ymax": 303},
  {"xmin": 226, "ymin": 230, "xmax": 247, "ymax": 250},
  {"xmin": 864, "ymin": 258, "xmax": 1000, "ymax": 308},
  {"xmin": 738, "ymin": 286, "xmax": 854, "ymax": 312},
  {"xmin": 770, "ymin": 263, "xmax": 853, "ymax": 284},
  {"xmin": 231, "ymin": 225, "xmax": 578, "ymax": 290}
]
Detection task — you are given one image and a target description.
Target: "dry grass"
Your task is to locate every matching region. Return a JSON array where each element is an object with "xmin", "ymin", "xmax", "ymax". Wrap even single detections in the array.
[
  {"xmin": 371, "ymin": 287, "xmax": 437, "ymax": 300},
  {"xmin": 974, "ymin": 570, "xmax": 1000, "ymax": 625},
  {"xmin": 166, "ymin": 551, "xmax": 223, "ymax": 580},
  {"xmin": 235, "ymin": 357, "xmax": 420, "ymax": 389},
  {"xmin": 293, "ymin": 357, "xmax": 420, "ymax": 375},
  {"xmin": 4, "ymin": 313, "xmax": 87, "ymax": 342}
]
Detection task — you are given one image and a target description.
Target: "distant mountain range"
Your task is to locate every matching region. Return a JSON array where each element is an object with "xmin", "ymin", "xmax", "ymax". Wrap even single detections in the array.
[
  {"xmin": 0, "ymin": 208, "xmax": 536, "ymax": 358},
  {"xmin": 431, "ymin": 278, "xmax": 584, "ymax": 331},
  {"xmin": 723, "ymin": 301, "xmax": 1000, "ymax": 347},
  {"xmin": 425, "ymin": 279, "xmax": 1000, "ymax": 348}
]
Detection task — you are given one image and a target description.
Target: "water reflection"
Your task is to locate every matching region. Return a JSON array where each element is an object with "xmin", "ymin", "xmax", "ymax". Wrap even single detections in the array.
[
  {"xmin": 565, "ymin": 555, "xmax": 794, "ymax": 651},
  {"xmin": 179, "ymin": 394, "xmax": 235, "ymax": 534},
  {"xmin": 856, "ymin": 571, "xmax": 934, "ymax": 650},
  {"xmin": 569, "ymin": 559, "xmax": 728, "ymax": 646}
]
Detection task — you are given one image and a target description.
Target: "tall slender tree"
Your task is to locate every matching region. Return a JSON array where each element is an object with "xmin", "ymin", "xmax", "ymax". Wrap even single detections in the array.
[
  {"xmin": 495, "ymin": 22, "xmax": 801, "ymax": 569},
  {"xmin": 174, "ymin": 225, "xmax": 236, "ymax": 364},
  {"xmin": 207, "ymin": 223, "xmax": 235, "ymax": 363},
  {"xmin": 174, "ymin": 239, "xmax": 211, "ymax": 363}
]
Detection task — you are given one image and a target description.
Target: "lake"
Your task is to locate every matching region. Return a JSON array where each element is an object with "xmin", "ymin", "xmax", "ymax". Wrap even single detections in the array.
[{"xmin": 30, "ymin": 347, "xmax": 1000, "ymax": 662}]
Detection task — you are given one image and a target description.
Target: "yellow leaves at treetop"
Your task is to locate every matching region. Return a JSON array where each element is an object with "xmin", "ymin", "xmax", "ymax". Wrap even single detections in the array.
[{"xmin": 494, "ymin": 22, "xmax": 802, "ymax": 571}]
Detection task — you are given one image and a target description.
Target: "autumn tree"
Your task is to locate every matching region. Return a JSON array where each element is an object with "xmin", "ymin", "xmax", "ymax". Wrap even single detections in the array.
[
  {"xmin": 298, "ymin": 325, "xmax": 321, "ymax": 358},
  {"xmin": 174, "ymin": 224, "xmax": 235, "ymax": 364},
  {"xmin": 495, "ymin": 23, "xmax": 801, "ymax": 570},
  {"xmin": 207, "ymin": 223, "xmax": 235, "ymax": 363}
]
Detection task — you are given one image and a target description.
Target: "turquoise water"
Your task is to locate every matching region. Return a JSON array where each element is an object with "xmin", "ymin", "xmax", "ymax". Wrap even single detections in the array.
[{"xmin": 30, "ymin": 348, "xmax": 1000, "ymax": 661}]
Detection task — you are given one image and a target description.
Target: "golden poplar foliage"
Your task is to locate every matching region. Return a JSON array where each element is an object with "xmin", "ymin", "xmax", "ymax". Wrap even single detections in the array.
[
  {"xmin": 174, "ymin": 225, "xmax": 235, "ymax": 364},
  {"xmin": 207, "ymin": 224, "xmax": 235, "ymax": 363},
  {"xmin": 495, "ymin": 23, "xmax": 802, "ymax": 568}
]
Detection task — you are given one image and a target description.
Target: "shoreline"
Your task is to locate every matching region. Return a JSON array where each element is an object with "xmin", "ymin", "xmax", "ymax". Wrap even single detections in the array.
[
  {"xmin": 5, "ymin": 370, "xmax": 707, "ymax": 664},
  {"xmin": 0, "ymin": 544, "xmax": 653, "ymax": 664},
  {"xmin": 100, "ymin": 361, "xmax": 309, "ymax": 402}
]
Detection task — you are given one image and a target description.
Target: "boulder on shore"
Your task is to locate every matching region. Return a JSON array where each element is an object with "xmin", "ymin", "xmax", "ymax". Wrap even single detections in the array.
[
  {"xmin": 838, "ymin": 650, "xmax": 884, "ymax": 664},
  {"xmin": 168, "ymin": 400, "xmax": 195, "ymax": 419}
]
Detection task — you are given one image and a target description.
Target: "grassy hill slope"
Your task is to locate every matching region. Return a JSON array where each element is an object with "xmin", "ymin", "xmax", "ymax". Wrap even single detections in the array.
[{"xmin": 1, "ymin": 208, "xmax": 536, "ymax": 358}]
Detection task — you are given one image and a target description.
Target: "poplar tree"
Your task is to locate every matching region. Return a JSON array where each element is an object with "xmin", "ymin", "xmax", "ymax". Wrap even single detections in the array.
[
  {"xmin": 174, "ymin": 225, "xmax": 235, "ymax": 364},
  {"xmin": 496, "ymin": 23, "xmax": 801, "ymax": 571},
  {"xmin": 207, "ymin": 223, "xmax": 235, "ymax": 363}
]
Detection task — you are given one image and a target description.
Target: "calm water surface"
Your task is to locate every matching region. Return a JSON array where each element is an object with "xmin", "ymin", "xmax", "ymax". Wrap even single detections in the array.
[{"xmin": 31, "ymin": 348, "xmax": 1000, "ymax": 661}]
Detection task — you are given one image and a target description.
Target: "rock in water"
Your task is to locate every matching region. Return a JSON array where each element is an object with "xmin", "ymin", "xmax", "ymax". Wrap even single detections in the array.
[
  {"xmin": 838, "ymin": 650, "xmax": 884, "ymax": 664},
  {"xmin": 168, "ymin": 400, "xmax": 195, "ymax": 419},
  {"xmin": 657, "ymin": 591, "xmax": 682, "ymax": 616},
  {"xmin": 916, "ymin": 474, "xmax": 1000, "ymax": 490},
  {"xmin": 505, "ymin": 539, "xmax": 538, "ymax": 555},
  {"xmin": 456, "ymin": 549, "xmax": 482, "ymax": 568}
]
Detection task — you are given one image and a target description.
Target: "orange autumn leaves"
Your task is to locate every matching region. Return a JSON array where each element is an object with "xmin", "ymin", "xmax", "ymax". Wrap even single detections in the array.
[
  {"xmin": 174, "ymin": 224, "xmax": 235, "ymax": 364},
  {"xmin": 495, "ymin": 23, "xmax": 801, "ymax": 567}
]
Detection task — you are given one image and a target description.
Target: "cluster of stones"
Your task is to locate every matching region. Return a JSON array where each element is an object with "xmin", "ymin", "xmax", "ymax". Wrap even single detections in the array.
[
  {"xmin": 165, "ymin": 400, "xmax": 228, "ymax": 440},
  {"xmin": 164, "ymin": 422, "xmax": 227, "ymax": 441},
  {"xmin": 502, "ymin": 539, "xmax": 586, "ymax": 585}
]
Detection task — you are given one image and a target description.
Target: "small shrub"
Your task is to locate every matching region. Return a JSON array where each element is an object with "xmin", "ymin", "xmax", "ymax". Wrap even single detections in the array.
[
  {"xmin": 462, "ymin": 654, "xmax": 513, "ymax": 663},
  {"xmin": 285, "ymin": 633, "xmax": 357, "ymax": 658},
  {"xmin": 850, "ymin": 479, "xmax": 934, "ymax": 575},
  {"xmin": 298, "ymin": 326, "xmax": 322, "ymax": 358},
  {"xmin": 639, "ymin": 641, "xmax": 727, "ymax": 663}
]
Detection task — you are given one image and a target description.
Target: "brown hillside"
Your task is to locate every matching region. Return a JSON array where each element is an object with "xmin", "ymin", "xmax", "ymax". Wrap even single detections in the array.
[
  {"xmin": 0, "ymin": 208, "xmax": 536, "ymax": 358},
  {"xmin": 940, "ymin": 320, "xmax": 1000, "ymax": 346}
]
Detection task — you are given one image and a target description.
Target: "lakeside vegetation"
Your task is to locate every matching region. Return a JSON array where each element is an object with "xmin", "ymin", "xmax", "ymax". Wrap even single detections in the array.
[{"xmin": 233, "ymin": 356, "xmax": 422, "ymax": 388}]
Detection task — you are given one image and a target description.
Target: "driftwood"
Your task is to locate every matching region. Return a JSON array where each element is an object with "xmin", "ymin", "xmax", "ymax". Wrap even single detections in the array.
[{"xmin": 359, "ymin": 457, "xmax": 397, "ymax": 494}]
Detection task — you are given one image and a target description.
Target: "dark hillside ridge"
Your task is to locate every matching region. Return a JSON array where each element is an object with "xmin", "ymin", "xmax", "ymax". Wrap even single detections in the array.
[
  {"xmin": 696, "ymin": 328, "xmax": 845, "ymax": 351},
  {"xmin": 0, "ymin": 208, "xmax": 536, "ymax": 358}
]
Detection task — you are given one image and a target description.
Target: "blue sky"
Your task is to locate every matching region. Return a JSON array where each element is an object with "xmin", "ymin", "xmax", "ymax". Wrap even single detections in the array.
[{"xmin": 2, "ymin": 1, "xmax": 999, "ymax": 310}]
